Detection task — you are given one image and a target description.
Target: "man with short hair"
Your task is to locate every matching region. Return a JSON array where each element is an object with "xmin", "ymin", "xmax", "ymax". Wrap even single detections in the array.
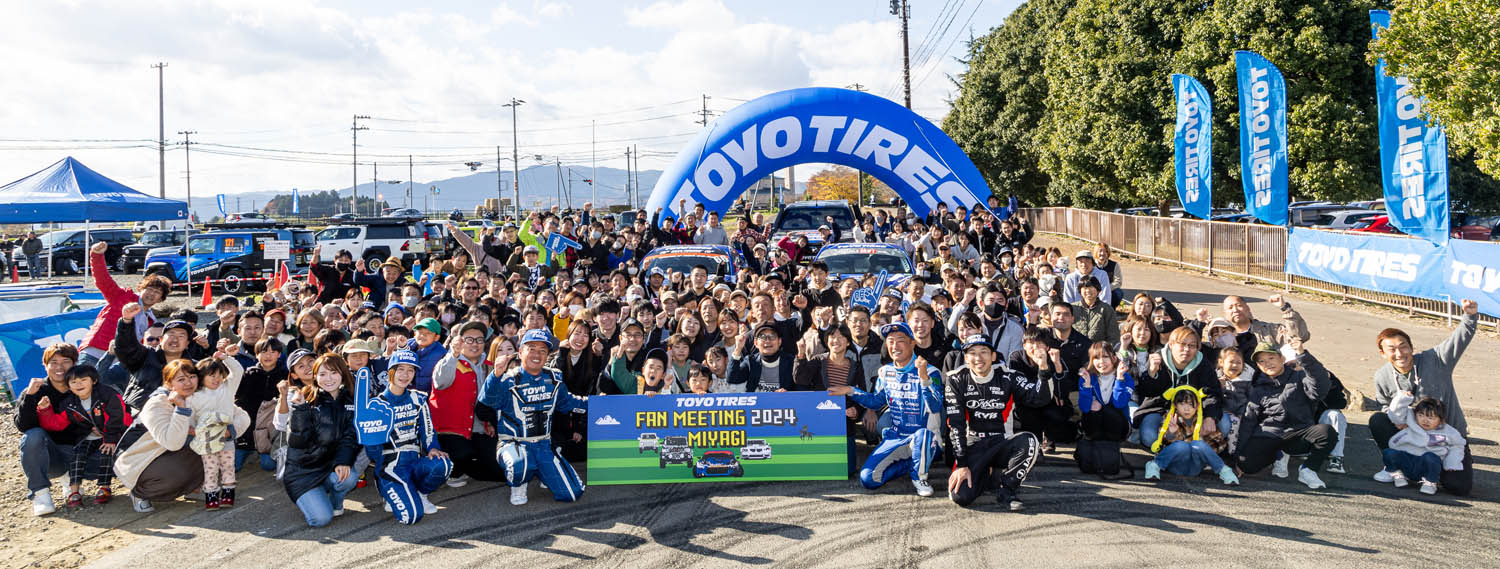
[
  {"xmin": 945, "ymin": 335, "xmax": 1047, "ymax": 510},
  {"xmin": 477, "ymin": 329, "xmax": 589, "ymax": 505},
  {"xmin": 696, "ymin": 211, "xmax": 729, "ymax": 246},
  {"xmin": 1062, "ymin": 250, "xmax": 1112, "ymax": 305},
  {"xmin": 1222, "ymin": 294, "xmax": 1310, "ymax": 359},
  {"xmin": 1368, "ymin": 299, "xmax": 1480, "ymax": 496},
  {"xmin": 21, "ymin": 231, "xmax": 42, "ymax": 279},
  {"xmin": 309, "ymin": 246, "xmax": 381, "ymax": 305},
  {"xmin": 829, "ymin": 323, "xmax": 942, "ymax": 497}
]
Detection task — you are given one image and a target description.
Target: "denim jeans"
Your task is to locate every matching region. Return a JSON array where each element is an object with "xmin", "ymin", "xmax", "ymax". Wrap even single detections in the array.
[
  {"xmin": 294, "ymin": 470, "xmax": 359, "ymax": 527},
  {"xmin": 1135, "ymin": 413, "xmax": 1164, "ymax": 448},
  {"xmin": 235, "ymin": 449, "xmax": 277, "ymax": 472},
  {"xmin": 19, "ymin": 428, "xmax": 75, "ymax": 496},
  {"xmin": 26, "ymin": 254, "xmax": 41, "ymax": 278},
  {"xmin": 1153, "ymin": 440, "xmax": 1225, "ymax": 476},
  {"xmin": 1382, "ymin": 449, "xmax": 1442, "ymax": 484}
]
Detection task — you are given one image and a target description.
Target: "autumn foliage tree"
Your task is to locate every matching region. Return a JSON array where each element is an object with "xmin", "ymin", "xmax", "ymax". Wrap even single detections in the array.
[{"xmin": 804, "ymin": 165, "xmax": 895, "ymax": 205}]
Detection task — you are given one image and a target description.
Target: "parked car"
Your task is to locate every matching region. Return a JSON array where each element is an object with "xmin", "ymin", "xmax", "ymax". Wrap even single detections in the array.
[
  {"xmin": 769, "ymin": 200, "xmax": 863, "ymax": 258},
  {"xmin": 740, "ymin": 439, "xmax": 772, "ymax": 460},
  {"xmin": 659, "ymin": 436, "xmax": 694, "ymax": 469},
  {"xmin": 640, "ymin": 245, "xmax": 749, "ymax": 284},
  {"xmin": 144, "ymin": 225, "xmax": 315, "ymax": 294},
  {"xmin": 225, "ymin": 212, "xmax": 271, "ymax": 224},
  {"xmin": 327, "ymin": 213, "xmax": 358, "ymax": 222},
  {"xmin": 120, "ymin": 229, "xmax": 195, "ymax": 273},
  {"xmin": 131, "ymin": 219, "xmax": 193, "ymax": 232},
  {"xmin": 382, "ymin": 207, "xmax": 423, "ymax": 217},
  {"xmin": 1350, "ymin": 215, "xmax": 1400, "ymax": 234},
  {"xmin": 638, "ymin": 433, "xmax": 659, "ymax": 454},
  {"xmin": 314, "ymin": 219, "xmax": 426, "ymax": 267},
  {"xmin": 14, "ymin": 228, "xmax": 135, "ymax": 276},
  {"xmin": 1308, "ymin": 209, "xmax": 1382, "ymax": 230},
  {"xmin": 1289, "ymin": 204, "xmax": 1355, "ymax": 227},
  {"xmin": 1211, "ymin": 213, "xmax": 1258, "ymax": 223},
  {"xmin": 422, "ymin": 220, "xmax": 453, "ymax": 259},
  {"xmin": 693, "ymin": 450, "xmax": 744, "ymax": 478}
]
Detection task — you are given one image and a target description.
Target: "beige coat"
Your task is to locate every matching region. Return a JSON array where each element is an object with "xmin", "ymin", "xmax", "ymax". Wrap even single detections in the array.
[{"xmin": 114, "ymin": 389, "xmax": 252, "ymax": 491}]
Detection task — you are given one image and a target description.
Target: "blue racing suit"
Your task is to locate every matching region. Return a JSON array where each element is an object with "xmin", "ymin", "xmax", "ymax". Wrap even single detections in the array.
[
  {"xmin": 364, "ymin": 388, "xmax": 452, "ymax": 525},
  {"xmin": 846, "ymin": 358, "xmax": 943, "ymax": 489},
  {"xmin": 477, "ymin": 366, "xmax": 589, "ymax": 501}
]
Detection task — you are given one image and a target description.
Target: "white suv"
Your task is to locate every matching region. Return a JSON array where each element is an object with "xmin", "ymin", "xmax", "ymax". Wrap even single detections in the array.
[
  {"xmin": 314, "ymin": 222, "xmax": 426, "ymax": 268},
  {"xmin": 638, "ymin": 433, "xmax": 659, "ymax": 453}
]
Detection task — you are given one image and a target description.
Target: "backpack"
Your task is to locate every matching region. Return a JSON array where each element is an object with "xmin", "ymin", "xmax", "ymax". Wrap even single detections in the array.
[{"xmin": 1075, "ymin": 438, "xmax": 1132, "ymax": 478}]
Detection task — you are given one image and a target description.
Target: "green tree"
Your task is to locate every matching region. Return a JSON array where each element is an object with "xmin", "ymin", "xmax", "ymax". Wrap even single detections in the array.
[{"xmin": 1370, "ymin": 0, "xmax": 1500, "ymax": 180}]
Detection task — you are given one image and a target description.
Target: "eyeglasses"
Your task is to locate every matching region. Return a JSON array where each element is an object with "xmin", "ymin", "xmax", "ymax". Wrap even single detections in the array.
[
  {"xmin": 460, "ymin": 336, "xmax": 484, "ymax": 344},
  {"xmin": 624, "ymin": 333, "xmax": 644, "ymax": 339},
  {"xmin": 144, "ymin": 336, "xmax": 161, "ymax": 343},
  {"xmin": 756, "ymin": 334, "xmax": 779, "ymax": 341},
  {"xmin": 463, "ymin": 286, "xmax": 481, "ymax": 290}
]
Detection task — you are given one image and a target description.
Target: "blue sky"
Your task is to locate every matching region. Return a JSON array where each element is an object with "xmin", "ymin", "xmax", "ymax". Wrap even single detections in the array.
[{"xmin": 0, "ymin": 0, "xmax": 1021, "ymax": 200}]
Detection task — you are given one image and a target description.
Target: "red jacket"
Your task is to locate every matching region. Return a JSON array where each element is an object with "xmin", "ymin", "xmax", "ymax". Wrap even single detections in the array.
[
  {"xmin": 82, "ymin": 252, "xmax": 144, "ymax": 353},
  {"xmin": 38, "ymin": 384, "xmax": 133, "ymax": 444}
]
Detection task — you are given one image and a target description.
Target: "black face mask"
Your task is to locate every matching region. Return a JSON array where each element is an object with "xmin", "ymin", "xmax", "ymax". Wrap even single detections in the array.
[
  {"xmin": 1153, "ymin": 320, "xmax": 1171, "ymax": 333},
  {"xmin": 984, "ymin": 303, "xmax": 1005, "ymax": 319},
  {"xmin": 336, "ymin": 262, "xmax": 352, "ymax": 272}
]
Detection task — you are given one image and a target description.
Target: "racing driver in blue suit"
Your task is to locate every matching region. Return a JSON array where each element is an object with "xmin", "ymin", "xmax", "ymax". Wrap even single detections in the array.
[
  {"xmin": 829, "ymin": 322, "xmax": 942, "ymax": 497},
  {"xmin": 477, "ymin": 329, "xmax": 589, "ymax": 506},
  {"xmin": 362, "ymin": 349, "xmax": 452, "ymax": 524}
]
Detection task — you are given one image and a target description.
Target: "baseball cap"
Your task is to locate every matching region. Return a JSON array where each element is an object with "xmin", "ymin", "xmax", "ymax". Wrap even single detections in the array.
[
  {"xmin": 1206, "ymin": 317, "xmax": 1234, "ymax": 332},
  {"xmin": 414, "ymin": 317, "xmax": 443, "ymax": 335},
  {"xmin": 162, "ymin": 320, "xmax": 196, "ymax": 339},
  {"xmin": 1075, "ymin": 249, "xmax": 1094, "ymax": 260},
  {"xmin": 1251, "ymin": 342, "xmax": 1280, "ymax": 359},
  {"xmin": 389, "ymin": 349, "xmax": 420, "ymax": 370},
  {"xmin": 452, "ymin": 321, "xmax": 489, "ymax": 340},
  {"xmin": 621, "ymin": 318, "xmax": 645, "ymax": 333},
  {"xmin": 524, "ymin": 245, "xmax": 539, "ymax": 254},
  {"xmin": 385, "ymin": 303, "xmax": 407, "ymax": 316},
  {"xmin": 287, "ymin": 349, "xmax": 315, "ymax": 370},
  {"xmin": 880, "ymin": 322, "xmax": 914, "ymax": 340},
  {"xmin": 341, "ymin": 338, "xmax": 379, "ymax": 355},
  {"xmin": 643, "ymin": 347, "xmax": 669, "ymax": 365},
  {"xmin": 752, "ymin": 323, "xmax": 780, "ymax": 339},
  {"xmin": 520, "ymin": 328, "xmax": 554, "ymax": 349},
  {"xmin": 818, "ymin": 224, "xmax": 831, "ymax": 231},
  {"xmin": 961, "ymin": 334, "xmax": 993, "ymax": 352}
]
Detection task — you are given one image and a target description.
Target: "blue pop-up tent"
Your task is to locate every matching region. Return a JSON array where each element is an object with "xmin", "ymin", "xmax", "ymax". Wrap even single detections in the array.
[{"xmin": 0, "ymin": 156, "xmax": 188, "ymax": 223}]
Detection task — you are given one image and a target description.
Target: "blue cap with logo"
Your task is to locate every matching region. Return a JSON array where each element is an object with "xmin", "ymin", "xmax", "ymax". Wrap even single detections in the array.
[
  {"xmin": 389, "ymin": 349, "xmax": 420, "ymax": 371},
  {"xmin": 879, "ymin": 322, "xmax": 914, "ymax": 340},
  {"xmin": 520, "ymin": 328, "xmax": 554, "ymax": 350}
]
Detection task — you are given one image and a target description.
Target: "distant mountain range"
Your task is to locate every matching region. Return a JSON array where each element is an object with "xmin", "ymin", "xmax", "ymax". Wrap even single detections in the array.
[{"xmin": 188, "ymin": 164, "xmax": 803, "ymax": 220}]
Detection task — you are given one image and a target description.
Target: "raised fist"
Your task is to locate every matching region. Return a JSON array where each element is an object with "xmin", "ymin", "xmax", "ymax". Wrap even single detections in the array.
[
  {"xmin": 1462, "ymin": 299, "xmax": 1479, "ymax": 316},
  {"xmin": 121, "ymin": 303, "xmax": 142, "ymax": 320},
  {"xmin": 1268, "ymin": 294, "xmax": 1285, "ymax": 309},
  {"xmin": 91, "ymin": 241, "xmax": 109, "ymax": 255}
]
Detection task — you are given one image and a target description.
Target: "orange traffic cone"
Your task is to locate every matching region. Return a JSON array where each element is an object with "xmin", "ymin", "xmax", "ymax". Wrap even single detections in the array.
[
  {"xmin": 201, "ymin": 277, "xmax": 213, "ymax": 308},
  {"xmin": 10, "ymin": 262, "xmax": 17, "ymax": 284}
]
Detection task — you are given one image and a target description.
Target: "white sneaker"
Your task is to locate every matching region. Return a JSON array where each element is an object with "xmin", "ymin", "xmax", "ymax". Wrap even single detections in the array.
[
  {"xmin": 445, "ymin": 475, "xmax": 469, "ymax": 488},
  {"xmin": 912, "ymin": 479, "xmax": 934, "ymax": 497},
  {"xmin": 538, "ymin": 479, "xmax": 548, "ymax": 490},
  {"xmin": 1420, "ymin": 480, "xmax": 1438, "ymax": 495},
  {"xmin": 421, "ymin": 493, "xmax": 438, "ymax": 515},
  {"xmin": 383, "ymin": 501, "xmax": 393, "ymax": 512},
  {"xmin": 1373, "ymin": 469, "xmax": 1395, "ymax": 483},
  {"xmin": 510, "ymin": 486, "xmax": 528, "ymax": 506},
  {"xmin": 1144, "ymin": 461, "xmax": 1161, "ymax": 481},
  {"xmin": 1271, "ymin": 454, "xmax": 1290, "ymax": 478},
  {"xmin": 1297, "ymin": 466, "xmax": 1326, "ymax": 489},
  {"xmin": 1392, "ymin": 472, "xmax": 1410, "ymax": 488},
  {"xmin": 132, "ymin": 496, "xmax": 154, "ymax": 513},
  {"xmin": 32, "ymin": 489, "xmax": 55, "ymax": 516},
  {"xmin": 332, "ymin": 508, "xmax": 345, "ymax": 517}
]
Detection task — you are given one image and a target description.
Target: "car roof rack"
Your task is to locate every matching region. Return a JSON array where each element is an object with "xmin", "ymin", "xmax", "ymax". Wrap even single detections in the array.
[
  {"xmin": 332, "ymin": 216, "xmax": 429, "ymax": 225},
  {"xmin": 201, "ymin": 222, "xmax": 306, "ymax": 230}
]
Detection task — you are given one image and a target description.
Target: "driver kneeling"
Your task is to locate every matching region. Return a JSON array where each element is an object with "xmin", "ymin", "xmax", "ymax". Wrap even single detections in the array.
[{"xmin": 478, "ymin": 329, "xmax": 589, "ymax": 505}]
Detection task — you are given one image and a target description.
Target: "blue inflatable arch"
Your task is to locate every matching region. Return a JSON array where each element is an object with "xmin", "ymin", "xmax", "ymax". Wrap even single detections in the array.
[{"xmin": 645, "ymin": 87, "xmax": 994, "ymax": 220}]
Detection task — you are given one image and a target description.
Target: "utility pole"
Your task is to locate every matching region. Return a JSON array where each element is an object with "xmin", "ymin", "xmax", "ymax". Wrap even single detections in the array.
[
  {"xmin": 152, "ymin": 62, "xmax": 167, "ymax": 199},
  {"xmin": 408, "ymin": 155, "xmax": 413, "ymax": 209},
  {"xmin": 496, "ymin": 145, "xmax": 504, "ymax": 216},
  {"xmin": 890, "ymin": 0, "xmax": 911, "ymax": 109},
  {"xmin": 373, "ymin": 162, "xmax": 378, "ymax": 216},
  {"xmin": 696, "ymin": 94, "xmax": 713, "ymax": 126},
  {"xmin": 632, "ymin": 144, "xmax": 639, "ymax": 209},
  {"xmin": 624, "ymin": 147, "xmax": 633, "ymax": 209},
  {"xmin": 502, "ymin": 98, "xmax": 525, "ymax": 218},
  {"xmin": 591, "ymin": 120, "xmax": 597, "ymax": 206},
  {"xmin": 351, "ymin": 114, "xmax": 369, "ymax": 215},
  {"xmin": 178, "ymin": 130, "xmax": 196, "ymax": 209}
]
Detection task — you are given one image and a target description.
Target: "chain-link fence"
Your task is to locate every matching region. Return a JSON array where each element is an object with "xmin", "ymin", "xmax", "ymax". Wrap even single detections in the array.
[{"xmin": 1019, "ymin": 207, "xmax": 1496, "ymax": 330}]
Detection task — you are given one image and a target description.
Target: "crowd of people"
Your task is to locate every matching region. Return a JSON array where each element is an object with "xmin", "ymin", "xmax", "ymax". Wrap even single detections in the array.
[{"xmin": 12, "ymin": 197, "xmax": 1485, "ymax": 525}]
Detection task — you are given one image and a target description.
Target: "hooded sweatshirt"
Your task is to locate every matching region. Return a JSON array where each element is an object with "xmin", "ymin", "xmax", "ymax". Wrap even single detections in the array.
[{"xmin": 1384, "ymin": 391, "xmax": 1467, "ymax": 471}]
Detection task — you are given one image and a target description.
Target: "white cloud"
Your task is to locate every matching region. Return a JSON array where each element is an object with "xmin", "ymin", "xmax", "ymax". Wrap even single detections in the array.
[
  {"xmin": 816, "ymin": 400, "xmax": 841, "ymax": 411},
  {"xmin": 626, "ymin": 0, "xmax": 735, "ymax": 29},
  {"xmin": 536, "ymin": 1, "xmax": 574, "ymax": 19},
  {"xmin": 491, "ymin": 3, "xmax": 537, "ymax": 27},
  {"xmin": 594, "ymin": 414, "xmax": 621, "ymax": 426}
]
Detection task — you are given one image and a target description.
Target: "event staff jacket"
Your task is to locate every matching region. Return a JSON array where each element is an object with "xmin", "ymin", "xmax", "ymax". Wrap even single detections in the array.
[
  {"xmin": 846, "ymin": 358, "xmax": 943, "ymax": 438},
  {"xmin": 365, "ymin": 388, "xmax": 441, "ymax": 462},
  {"xmin": 476, "ymin": 367, "xmax": 588, "ymax": 441},
  {"xmin": 283, "ymin": 389, "xmax": 360, "ymax": 502},
  {"xmin": 1230, "ymin": 352, "xmax": 1332, "ymax": 450},
  {"xmin": 944, "ymin": 364, "xmax": 1051, "ymax": 467}
]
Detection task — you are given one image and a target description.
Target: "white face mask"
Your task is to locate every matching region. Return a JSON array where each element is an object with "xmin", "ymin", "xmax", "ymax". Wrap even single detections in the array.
[
  {"xmin": 628, "ymin": 266, "xmax": 639, "ymax": 275},
  {"xmin": 440, "ymin": 313, "xmax": 456, "ymax": 325},
  {"xmin": 1038, "ymin": 275, "xmax": 1057, "ymax": 290},
  {"xmin": 591, "ymin": 232, "xmax": 602, "ymax": 240},
  {"xmin": 1213, "ymin": 333, "xmax": 1236, "ymax": 349},
  {"xmin": 403, "ymin": 296, "xmax": 420, "ymax": 308},
  {"xmin": 569, "ymin": 304, "xmax": 584, "ymax": 316}
]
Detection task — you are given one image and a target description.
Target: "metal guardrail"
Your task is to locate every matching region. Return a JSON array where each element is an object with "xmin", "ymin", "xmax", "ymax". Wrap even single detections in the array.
[{"xmin": 1019, "ymin": 207, "xmax": 1498, "ymax": 330}]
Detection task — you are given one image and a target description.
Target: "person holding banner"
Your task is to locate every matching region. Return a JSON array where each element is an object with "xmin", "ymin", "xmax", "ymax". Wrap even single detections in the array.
[
  {"xmin": 945, "ymin": 334, "xmax": 1049, "ymax": 510},
  {"xmin": 476, "ymin": 329, "xmax": 589, "ymax": 506},
  {"xmin": 1369, "ymin": 299, "xmax": 1480, "ymax": 496},
  {"xmin": 828, "ymin": 322, "xmax": 943, "ymax": 497},
  {"xmin": 362, "ymin": 350, "xmax": 452, "ymax": 524}
]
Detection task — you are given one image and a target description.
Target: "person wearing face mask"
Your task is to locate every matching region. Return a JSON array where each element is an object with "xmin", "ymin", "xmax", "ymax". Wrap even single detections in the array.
[{"xmin": 309, "ymin": 246, "xmax": 382, "ymax": 306}]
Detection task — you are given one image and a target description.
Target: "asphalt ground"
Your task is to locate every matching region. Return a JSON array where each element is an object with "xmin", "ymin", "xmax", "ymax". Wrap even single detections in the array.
[{"xmin": 37, "ymin": 234, "xmax": 1500, "ymax": 568}]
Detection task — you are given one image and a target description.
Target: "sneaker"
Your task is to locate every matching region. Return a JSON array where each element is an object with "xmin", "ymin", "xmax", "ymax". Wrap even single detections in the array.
[
  {"xmin": 1373, "ymin": 469, "xmax": 1395, "ymax": 483},
  {"xmin": 132, "ymin": 496, "xmax": 154, "ymax": 513},
  {"xmin": 356, "ymin": 474, "xmax": 367, "ymax": 490},
  {"xmin": 912, "ymin": 479, "xmax": 934, "ymax": 497},
  {"xmin": 510, "ymin": 486, "xmax": 529, "ymax": 505},
  {"xmin": 1271, "ymin": 453, "xmax": 1290, "ymax": 478},
  {"xmin": 219, "ymin": 488, "xmax": 234, "ymax": 508},
  {"xmin": 1325, "ymin": 457, "xmax": 1345, "ymax": 474},
  {"xmin": 205, "ymin": 490, "xmax": 220, "ymax": 511},
  {"xmin": 538, "ymin": 479, "xmax": 548, "ymax": 491},
  {"xmin": 1420, "ymin": 480, "xmax": 1438, "ymax": 495},
  {"xmin": 1392, "ymin": 472, "xmax": 1410, "ymax": 488},
  {"xmin": 997, "ymin": 489, "xmax": 1024, "ymax": 511},
  {"xmin": 66, "ymin": 491, "xmax": 83, "ymax": 509},
  {"xmin": 445, "ymin": 475, "xmax": 469, "ymax": 488},
  {"xmin": 383, "ymin": 501, "xmax": 392, "ymax": 512},
  {"xmin": 421, "ymin": 493, "xmax": 438, "ymax": 515},
  {"xmin": 1218, "ymin": 465, "xmax": 1240, "ymax": 486},
  {"xmin": 94, "ymin": 487, "xmax": 112, "ymax": 505},
  {"xmin": 32, "ymin": 489, "xmax": 56, "ymax": 516},
  {"xmin": 1144, "ymin": 461, "xmax": 1161, "ymax": 481},
  {"xmin": 1042, "ymin": 437, "xmax": 1056, "ymax": 454},
  {"xmin": 1297, "ymin": 466, "xmax": 1326, "ymax": 489},
  {"xmin": 333, "ymin": 507, "xmax": 345, "ymax": 517}
]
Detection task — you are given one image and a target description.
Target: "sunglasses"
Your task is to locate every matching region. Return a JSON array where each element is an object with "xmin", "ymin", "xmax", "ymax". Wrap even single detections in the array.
[{"xmin": 144, "ymin": 336, "xmax": 161, "ymax": 343}]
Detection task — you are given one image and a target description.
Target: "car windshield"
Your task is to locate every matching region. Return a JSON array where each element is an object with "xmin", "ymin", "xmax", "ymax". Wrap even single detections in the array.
[
  {"xmin": 293, "ymin": 231, "xmax": 316, "ymax": 248},
  {"xmin": 140, "ymin": 232, "xmax": 177, "ymax": 246},
  {"xmin": 37, "ymin": 231, "xmax": 79, "ymax": 247},
  {"xmin": 645, "ymin": 254, "xmax": 724, "ymax": 276},
  {"xmin": 188, "ymin": 236, "xmax": 216, "ymax": 255},
  {"xmin": 748, "ymin": 440, "xmax": 766, "ymax": 446},
  {"xmin": 820, "ymin": 250, "xmax": 911, "ymax": 274},
  {"xmin": 778, "ymin": 206, "xmax": 855, "ymax": 231},
  {"xmin": 665, "ymin": 437, "xmax": 688, "ymax": 445}
]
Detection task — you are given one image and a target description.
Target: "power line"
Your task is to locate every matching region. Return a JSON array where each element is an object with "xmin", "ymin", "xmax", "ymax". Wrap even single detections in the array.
[{"xmin": 913, "ymin": 0, "xmax": 986, "ymax": 91}]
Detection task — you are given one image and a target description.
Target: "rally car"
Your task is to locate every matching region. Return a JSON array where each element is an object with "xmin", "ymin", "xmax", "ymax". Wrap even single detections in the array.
[
  {"xmin": 693, "ymin": 450, "xmax": 745, "ymax": 478},
  {"xmin": 659, "ymin": 436, "xmax": 694, "ymax": 469},
  {"xmin": 641, "ymin": 244, "xmax": 748, "ymax": 284},
  {"xmin": 740, "ymin": 439, "xmax": 772, "ymax": 460},
  {"xmin": 813, "ymin": 242, "xmax": 913, "ymax": 289},
  {"xmin": 769, "ymin": 200, "xmax": 862, "ymax": 259},
  {"xmin": 638, "ymin": 433, "xmax": 659, "ymax": 454}
]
